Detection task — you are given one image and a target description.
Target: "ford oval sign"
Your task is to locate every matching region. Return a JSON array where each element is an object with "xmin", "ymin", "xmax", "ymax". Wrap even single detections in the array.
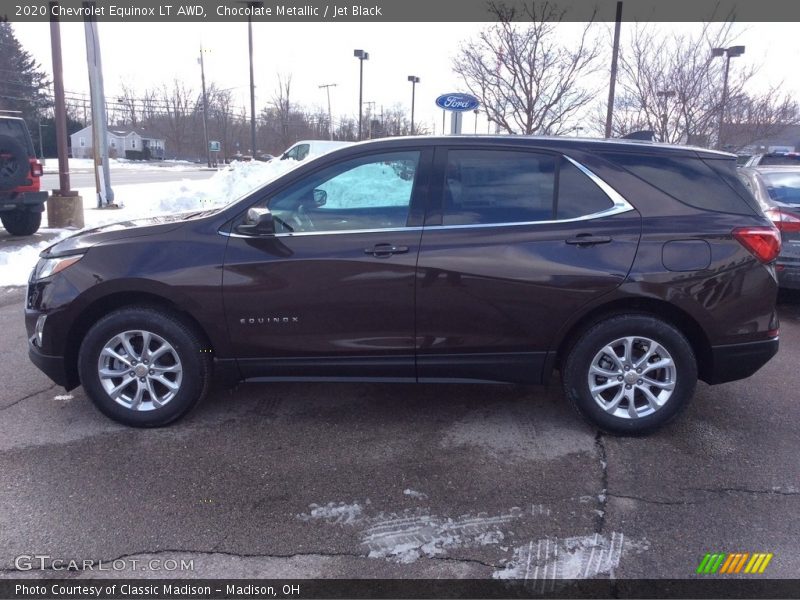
[{"xmin": 436, "ymin": 93, "xmax": 480, "ymax": 112}]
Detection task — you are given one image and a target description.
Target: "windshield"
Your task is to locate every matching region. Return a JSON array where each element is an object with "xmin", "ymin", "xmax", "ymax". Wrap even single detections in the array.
[{"xmin": 762, "ymin": 172, "xmax": 800, "ymax": 205}]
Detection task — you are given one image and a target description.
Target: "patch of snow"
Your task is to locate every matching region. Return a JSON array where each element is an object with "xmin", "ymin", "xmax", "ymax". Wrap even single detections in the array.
[
  {"xmin": 403, "ymin": 489, "xmax": 428, "ymax": 500},
  {"xmin": 493, "ymin": 532, "xmax": 650, "ymax": 589},
  {"xmin": 297, "ymin": 501, "xmax": 363, "ymax": 525},
  {"xmin": 0, "ymin": 230, "xmax": 71, "ymax": 287}
]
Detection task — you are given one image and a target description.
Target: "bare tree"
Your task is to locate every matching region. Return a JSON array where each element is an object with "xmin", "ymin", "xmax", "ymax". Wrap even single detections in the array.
[
  {"xmin": 161, "ymin": 80, "xmax": 194, "ymax": 156},
  {"xmin": 607, "ymin": 22, "xmax": 799, "ymax": 148},
  {"xmin": 272, "ymin": 74, "xmax": 292, "ymax": 149},
  {"xmin": 453, "ymin": 1, "xmax": 602, "ymax": 135}
]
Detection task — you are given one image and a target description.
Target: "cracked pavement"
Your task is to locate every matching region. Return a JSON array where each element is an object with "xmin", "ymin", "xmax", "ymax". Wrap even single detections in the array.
[{"xmin": 1, "ymin": 286, "xmax": 799, "ymax": 580}]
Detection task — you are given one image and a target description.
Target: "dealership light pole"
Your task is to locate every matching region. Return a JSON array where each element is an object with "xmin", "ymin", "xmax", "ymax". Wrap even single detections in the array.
[
  {"xmin": 711, "ymin": 45, "xmax": 745, "ymax": 149},
  {"xmin": 353, "ymin": 49, "xmax": 369, "ymax": 141},
  {"xmin": 240, "ymin": 2, "xmax": 263, "ymax": 157},
  {"xmin": 407, "ymin": 75, "xmax": 419, "ymax": 135}
]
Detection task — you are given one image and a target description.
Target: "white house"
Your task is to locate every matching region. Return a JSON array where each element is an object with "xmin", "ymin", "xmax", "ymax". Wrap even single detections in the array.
[{"xmin": 70, "ymin": 125, "xmax": 166, "ymax": 160}]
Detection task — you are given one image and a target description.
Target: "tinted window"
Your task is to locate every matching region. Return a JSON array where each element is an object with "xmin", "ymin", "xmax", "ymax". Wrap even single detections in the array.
[
  {"xmin": 556, "ymin": 159, "xmax": 614, "ymax": 219},
  {"xmin": 601, "ymin": 152, "xmax": 758, "ymax": 216},
  {"xmin": 296, "ymin": 144, "xmax": 310, "ymax": 160},
  {"xmin": 443, "ymin": 150, "xmax": 556, "ymax": 225},
  {"xmin": 266, "ymin": 151, "xmax": 420, "ymax": 233}
]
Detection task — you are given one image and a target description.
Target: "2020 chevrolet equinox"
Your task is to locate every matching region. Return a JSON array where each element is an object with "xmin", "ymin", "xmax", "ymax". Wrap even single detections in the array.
[{"xmin": 26, "ymin": 137, "xmax": 780, "ymax": 434}]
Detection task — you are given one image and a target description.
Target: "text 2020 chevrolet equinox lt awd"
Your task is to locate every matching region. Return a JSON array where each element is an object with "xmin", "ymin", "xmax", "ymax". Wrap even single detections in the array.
[{"xmin": 26, "ymin": 137, "xmax": 780, "ymax": 434}]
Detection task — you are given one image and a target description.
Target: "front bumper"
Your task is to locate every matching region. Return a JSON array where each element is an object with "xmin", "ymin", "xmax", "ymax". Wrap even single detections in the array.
[
  {"xmin": 705, "ymin": 337, "xmax": 779, "ymax": 384},
  {"xmin": 28, "ymin": 339, "xmax": 72, "ymax": 389},
  {"xmin": 0, "ymin": 191, "xmax": 47, "ymax": 211}
]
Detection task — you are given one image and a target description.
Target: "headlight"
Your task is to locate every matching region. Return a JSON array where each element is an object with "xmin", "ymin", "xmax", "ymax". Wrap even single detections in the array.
[{"xmin": 34, "ymin": 254, "xmax": 84, "ymax": 280}]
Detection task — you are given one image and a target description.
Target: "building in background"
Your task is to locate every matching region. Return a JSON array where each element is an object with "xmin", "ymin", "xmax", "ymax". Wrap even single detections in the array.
[{"xmin": 69, "ymin": 125, "xmax": 165, "ymax": 160}]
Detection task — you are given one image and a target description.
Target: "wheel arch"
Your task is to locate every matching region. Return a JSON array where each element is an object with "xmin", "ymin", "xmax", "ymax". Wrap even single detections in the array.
[
  {"xmin": 550, "ymin": 297, "xmax": 712, "ymax": 383},
  {"xmin": 64, "ymin": 291, "xmax": 216, "ymax": 389}
]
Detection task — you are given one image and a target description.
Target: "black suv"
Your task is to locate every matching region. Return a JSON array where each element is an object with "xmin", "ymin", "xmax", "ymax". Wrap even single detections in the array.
[
  {"xmin": 25, "ymin": 136, "xmax": 780, "ymax": 434},
  {"xmin": 0, "ymin": 115, "xmax": 47, "ymax": 235}
]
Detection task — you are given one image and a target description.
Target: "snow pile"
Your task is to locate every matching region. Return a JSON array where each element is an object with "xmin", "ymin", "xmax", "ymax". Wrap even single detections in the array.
[
  {"xmin": 46, "ymin": 157, "xmax": 204, "ymax": 173},
  {"xmin": 0, "ymin": 232, "xmax": 71, "ymax": 287}
]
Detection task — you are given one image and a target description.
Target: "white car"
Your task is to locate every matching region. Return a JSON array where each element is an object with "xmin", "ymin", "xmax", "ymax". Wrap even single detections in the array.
[{"xmin": 280, "ymin": 140, "xmax": 352, "ymax": 162}]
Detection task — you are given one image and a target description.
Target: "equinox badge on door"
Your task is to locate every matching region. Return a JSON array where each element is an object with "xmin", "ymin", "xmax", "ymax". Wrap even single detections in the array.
[{"xmin": 240, "ymin": 316, "xmax": 300, "ymax": 325}]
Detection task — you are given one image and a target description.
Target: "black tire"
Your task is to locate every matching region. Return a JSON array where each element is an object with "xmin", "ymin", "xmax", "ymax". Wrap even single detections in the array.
[
  {"xmin": 0, "ymin": 134, "xmax": 29, "ymax": 191},
  {"xmin": 1, "ymin": 210, "xmax": 41, "ymax": 236},
  {"xmin": 78, "ymin": 307, "xmax": 211, "ymax": 427},
  {"xmin": 562, "ymin": 314, "xmax": 697, "ymax": 436}
]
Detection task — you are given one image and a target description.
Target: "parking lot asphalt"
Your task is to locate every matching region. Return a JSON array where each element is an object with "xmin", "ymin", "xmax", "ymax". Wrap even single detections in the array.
[{"xmin": 1, "ymin": 286, "xmax": 799, "ymax": 582}]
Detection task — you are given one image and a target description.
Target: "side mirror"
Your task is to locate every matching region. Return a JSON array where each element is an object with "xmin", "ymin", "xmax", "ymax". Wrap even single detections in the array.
[
  {"xmin": 312, "ymin": 188, "xmax": 327, "ymax": 207},
  {"xmin": 236, "ymin": 207, "xmax": 275, "ymax": 236},
  {"xmin": 280, "ymin": 153, "xmax": 289, "ymax": 160}
]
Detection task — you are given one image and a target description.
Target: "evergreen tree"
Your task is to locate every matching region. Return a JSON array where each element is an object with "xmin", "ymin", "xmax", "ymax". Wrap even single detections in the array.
[{"xmin": 0, "ymin": 22, "xmax": 51, "ymax": 127}]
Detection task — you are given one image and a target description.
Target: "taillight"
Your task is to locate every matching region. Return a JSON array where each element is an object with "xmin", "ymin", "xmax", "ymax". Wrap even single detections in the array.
[
  {"xmin": 732, "ymin": 226, "xmax": 781, "ymax": 263},
  {"xmin": 764, "ymin": 207, "xmax": 800, "ymax": 233},
  {"xmin": 29, "ymin": 160, "xmax": 42, "ymax": 177}
]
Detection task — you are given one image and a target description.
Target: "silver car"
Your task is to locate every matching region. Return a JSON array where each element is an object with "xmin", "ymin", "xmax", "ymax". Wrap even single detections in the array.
[{"xmin": 739, "ymin": 166, "xmax": 800, "ymax": 289}]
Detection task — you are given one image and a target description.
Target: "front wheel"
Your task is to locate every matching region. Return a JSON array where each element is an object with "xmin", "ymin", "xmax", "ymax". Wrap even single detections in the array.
[
  {"xmin": 562, "ymin": 314, "xmax": 697, "ymax": 435},
  {"xmin": 78, "ymin": 307, "xmax": 211, "ymax": 427}
]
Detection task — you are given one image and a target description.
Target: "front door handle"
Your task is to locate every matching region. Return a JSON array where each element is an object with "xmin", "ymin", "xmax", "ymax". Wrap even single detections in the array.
[
  {"xmin": 364, "ymin": 244, "xmax": 409, "ymax": 257},
  {"xmin": 565, "ymin": 234, "xmax": 612, "ymax": 247}
]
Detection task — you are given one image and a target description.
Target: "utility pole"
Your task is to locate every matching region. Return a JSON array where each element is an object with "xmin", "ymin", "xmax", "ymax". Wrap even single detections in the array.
[
  {"xmin": 48, "ymin": 0, "xmax": 82, "ymax": 228},
  {"xmin": 365, "ymin": 101, "xmax": 376, "ymax": 139},
  {"xmin": 246, "ymin": 5, "xmax": 261, "ymax": 157},
  {"xmin": 604, "ymin": 1, "xmax": 623, "ymax": 138},
  {"xmin": 319, "ymin": 83, "xmax": 337, "ymax": 140},
  {"xmin": 199, "ymin": 44, "xmax": 212, "ymax": 168}
]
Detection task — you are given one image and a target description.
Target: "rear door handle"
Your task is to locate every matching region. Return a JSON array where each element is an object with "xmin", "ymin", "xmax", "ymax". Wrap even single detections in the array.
[
  {"xmin": 565, "ymin": 234, "xmax": 612, "ymax": 246},
  {"xmin": 364, "ymin": 244, "xmax": 409, "ymax": 257}
]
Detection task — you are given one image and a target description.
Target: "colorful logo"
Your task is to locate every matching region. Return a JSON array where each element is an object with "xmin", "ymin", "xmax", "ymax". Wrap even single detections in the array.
[{"xmin": 696, "ymin": 552, "xmax": 773, "ymax": 574}]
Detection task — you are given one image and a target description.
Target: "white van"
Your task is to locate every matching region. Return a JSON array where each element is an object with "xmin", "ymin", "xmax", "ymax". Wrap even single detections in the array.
[{"xmin": 280, "ymin": 140, "xmax": 352, "ymax": 161}]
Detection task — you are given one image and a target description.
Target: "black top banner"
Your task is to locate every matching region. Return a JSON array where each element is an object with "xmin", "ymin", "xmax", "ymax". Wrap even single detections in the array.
[{"xmin": 3, "ymin": 0, "xmax": 800, "ymax": 22}]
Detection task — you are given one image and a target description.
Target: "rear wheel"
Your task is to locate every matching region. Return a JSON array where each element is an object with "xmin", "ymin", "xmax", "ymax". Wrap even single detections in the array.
[
  {"xmin": 78, "ymin": 307, "xmax": 211, "ymax": 427},
  {"xmin": 562, "ymin": 314, "xmax": 697, "ymax": 435},
  {"xmin": 1, "ymin": 210, "xmax": 41, "ymax": 236}
]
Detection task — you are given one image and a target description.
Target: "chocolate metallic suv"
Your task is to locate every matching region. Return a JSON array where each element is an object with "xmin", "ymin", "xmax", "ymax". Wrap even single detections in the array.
[{"xmin": 26, "ymin": 137, "xmax": 780, "ymax": 433}]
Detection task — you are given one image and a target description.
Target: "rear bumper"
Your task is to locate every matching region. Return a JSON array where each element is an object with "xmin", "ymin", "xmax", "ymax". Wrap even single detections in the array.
[
  {"xmin": 0, "ymin": 191, "xmax": 47, "ymax": 211},
  {"xmin": 705, "ymin": 337, "xmax": 779, "ymax": 384}
]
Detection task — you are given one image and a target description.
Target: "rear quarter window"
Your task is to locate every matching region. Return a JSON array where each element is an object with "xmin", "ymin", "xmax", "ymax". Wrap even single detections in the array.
[{"xmin": 600, "ymin": 152, "xmax": 759, "ymax": 216}]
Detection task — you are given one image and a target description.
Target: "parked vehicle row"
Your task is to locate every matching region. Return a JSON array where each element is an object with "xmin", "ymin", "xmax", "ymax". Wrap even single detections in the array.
[{"xmin": 25, "ymin": 136, "xmax": 780, "ymax": 434}]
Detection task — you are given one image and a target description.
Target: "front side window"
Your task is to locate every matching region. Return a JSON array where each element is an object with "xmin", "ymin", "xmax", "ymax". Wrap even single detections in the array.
[
  {"xmin": 266, "ymin": 151, "xmax": 420, "ymax": 233},
  {"xmin": 296, "ymin": 144, "xmax": 310, "ymax": 161}
]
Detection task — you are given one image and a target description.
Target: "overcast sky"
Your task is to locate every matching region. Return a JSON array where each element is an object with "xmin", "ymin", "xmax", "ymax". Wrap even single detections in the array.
[{"xmin": 12, "ymin": 21, "xmax": 800, "ymax": 138}]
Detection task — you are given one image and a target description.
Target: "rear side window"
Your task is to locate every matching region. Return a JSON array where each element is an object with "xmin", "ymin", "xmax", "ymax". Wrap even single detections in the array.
[
  {"xmin": 601, "ymin": 152, "xmax": 758, "ymax": 216},
  {"xmin": 443, "ymin": 150, "xmax": 556, "ymax": 225},
  {"xmin": 442, "ymin": 150, "xmax": 615, "ymax": 226},
  {"xmin": 0, "ymin": 118, "xmax": 34, "ymax": 156}
]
